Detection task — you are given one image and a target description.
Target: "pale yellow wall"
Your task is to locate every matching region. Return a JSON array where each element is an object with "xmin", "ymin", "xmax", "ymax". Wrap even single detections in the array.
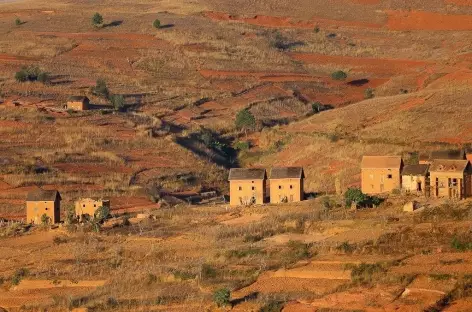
[
  {"xmin": 229, "ymin": 180, "xmax": 265, "ymax": 206},
  {"xmin": 361, "ymin": 168, "xmax": 401, "ymax": 195},
  {"xmin": 269, "ymin": 178, "xmax": 303, "ymax": 204},
  {"xmin": 402, "ymin": 175, "xmax": 427, "ymax": 195},
  {"xmin": 26, "ymin": 200, "xmax": 60, "ymax": 224},
  {"xmin": 430, "ymin": 171, "xmax": 467, "ymax": 199},
  {"xmin": 75, "ymin": 199, "xmax": 110, "ymax": 216},
  {"xmin": 67, "ymin": 101, "xmax": 87, "ymax": 111}
]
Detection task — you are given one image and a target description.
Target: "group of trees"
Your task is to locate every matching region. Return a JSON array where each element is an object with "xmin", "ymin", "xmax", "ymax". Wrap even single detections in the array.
[
  {"xmin": 15, "ymin": 66, "xmax": 48, "ymax": 83},
  {"xmin": 90, "ymin": 79, "xmax": 125, "ymax": 111}
]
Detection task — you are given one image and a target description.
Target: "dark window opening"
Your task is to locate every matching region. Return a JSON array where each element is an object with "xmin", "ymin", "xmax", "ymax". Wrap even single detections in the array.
[
  {"xmin": 290, "ymin": 185, "xmax": 293, "ymax": 189},
  {"xmin": 278, "ymin": 185, "xmax": 282, "ymax": 189},
  {"xmin": 251, "ymin": 186, "xmax": 255, "ymax": 191},
  {"xmin": 238, "ymin": 186, "xmax": 242, "ymax": 191},
  {"xmin": 387, "ymin": 174, "xmax": 393, "ymax": 179}
]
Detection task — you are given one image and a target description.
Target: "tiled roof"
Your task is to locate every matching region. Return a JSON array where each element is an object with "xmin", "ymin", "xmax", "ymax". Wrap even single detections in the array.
[
  {"xmin": 270, "ymin": 167, "xmax": 304, "ymax": 179},
  {"xmin": 361, "ymin": 156, "xmax": 402, "ymax": 169},
  {"xmin": 26, "ymin": 190, "xmax": 61, "ymax": 201},
  {"xmin": 430, "ymin": 160, "xmax": 469, "ymax": 173},
  {"xmin": 402, "ymin": 164, "xmax": 429, "ymax": 176},
  {"xmin": 228, "ymin": 168, "xmax": 266, "ymax": 180}
]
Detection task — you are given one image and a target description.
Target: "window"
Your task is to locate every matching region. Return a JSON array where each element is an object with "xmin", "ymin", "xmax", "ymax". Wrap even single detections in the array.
[
  {"xmin": 290, "ymin": 185, "xmax": 293, "ymax": 189},
  {"xmin": 238, "ymin": 186, "xmax": 242, "ymax": 191},
  {"xmin": 94, "ymin": 204, "xmax": 96, "ymax": 207},
  {"xmin": 252, "ymin": 186, "xmax": 255, "ymax": 191},
  {"xmin": 83, "ymin": 204, "xmax": 85, "ymax": 208},
  {"xmin": 452, "ymin": 178, "xmax": 458, "ymax": 187},
  {"xmin": 278, "ymin": 185, "xmax": 282, "ymax": 190},
  {"xmin": 387, "ymin": 174, "xmax": 393, "ymax": 179},
  {"xmin": 45, "ymin": 208, "xmax": 48, "ymax": 211}
]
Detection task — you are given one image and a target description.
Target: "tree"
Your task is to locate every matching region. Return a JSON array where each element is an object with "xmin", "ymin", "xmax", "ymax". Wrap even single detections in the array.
[
  {"xmin": 153, "ymin": 19, "xmax": 161, "ymax": 29},
  {"xmin": 213, "ymin": 288, "xmax": 231, "ymax": 307},
  {"xmin": 344, "ymin": 188, "xmax": 367, "ymax": 207},
  {"xmin": 94, "ymin": 205, "xmax": 110, "ymax": 223},
  {"xmin": 235, "ymin": 109, "xmax": 256, "ymax": 138},
  {"xmin": 111, "ymin": 94, "xmax": 125, "ymax": 111},
  {"xmin": 92, "ymin": 13, "xmax": 103, "ymax": 27},
  {"xmin": 15, "ymin": 18, "xmax": 22, "ymax": 26},
  {"xmin": 92, "ymin": 79, "xmax": 109, "ymax": 98},
  {"xmin": 331, "ymin": 70, "xmax": 347, "ymax": 81},
  {"xmin": 15, "ymin": 70, "xmax": 28, "ymax": 82}
]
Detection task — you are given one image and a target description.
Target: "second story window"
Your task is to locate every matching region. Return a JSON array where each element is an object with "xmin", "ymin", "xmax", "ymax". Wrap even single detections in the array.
[{"xmin": 238, "ymin": 186, "xmax": 242, "ymax": 191}]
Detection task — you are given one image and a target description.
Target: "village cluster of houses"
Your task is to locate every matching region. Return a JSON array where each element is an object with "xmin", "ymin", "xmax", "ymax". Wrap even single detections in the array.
[
  {"xmin": 228, "ymin": 167, "xmax": 305, "ymax": 206},
  {"xmin": 361, "ymin": 150, "xmax": 472, "ymax": 199},
  {"xmin": 26, "ymin": 189, "xmax": 109, "ymax": 224}
]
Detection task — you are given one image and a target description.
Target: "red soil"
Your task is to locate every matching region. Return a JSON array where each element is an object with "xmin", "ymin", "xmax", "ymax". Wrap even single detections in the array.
[
  {"xmin": 204, "ymin": 12, "xmax": 382, "ymax": 29},
  {"xmin": 109, "ymin": 196, "xmax": 158, "ymax": 213},
  {"xmin": 0, "ymin": 53, "xmax": 38, "ymax": 63},
  {"xmin": 199, "ymin": 69, "xmax": 321, "ymax": 82},
  {"xmin": 387, "ymin": 10, "xmax": 472, "ymax": 31},
  {"xmin": 446, "ymin": 0, "xmax": 472, "ymax": 4},
  {"xmin": 289, "ymin": 53, "xmax": 431, "ymax": 75},
  {"xmin": 349, "ymin": 0, "xmax": 380, "ymax": 4}
]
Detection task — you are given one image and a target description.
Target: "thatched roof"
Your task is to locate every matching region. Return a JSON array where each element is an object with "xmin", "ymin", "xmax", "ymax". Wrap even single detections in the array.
[
  {"xmin": 270, "ymin": 167, "xmax": 304, "ymax": 179},
  {"xmin": 402, "ymin": 164, "xmax": 429, "ymax": 176},
  {"xmin": 228, "ymin": 168, "xmax": 266, "ymax": 180},
  {"xmin": 430, "ymin": 160, "xmax": 469, "ymax": 173},
  {"xmin": 361, "ymin": 156, "xmax": 402, "ymax": 169},
  {"xmin": 26, "ymin": 190, "xmax": 61, "ymax": 201}
]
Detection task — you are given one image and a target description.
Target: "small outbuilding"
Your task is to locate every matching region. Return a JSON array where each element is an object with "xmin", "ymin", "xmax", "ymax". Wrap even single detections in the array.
[
  {"xmin": 26, "ymin": 189, "xmax": 61, "ymax": 224},
  {"xmin": 228, "ymin": 168, "xmax": 267, "ymax": 206},
  {"xmin": 66, "ymin": 96, "xmax": 90, "ymax": 111},
  {"xmin": 75, "ymin": 198, "xmax": 110, "ymax": 219},
  {"xmin": 361, "ymin": 156, "xmax": 403, "ymax": 195},
  {"xmin": 269, "ymin": 167, "xmax": 304, "ymax": 204},
  {"xmin": 401, "ymin": 164, "xmax": 429, "ymax": 196}
]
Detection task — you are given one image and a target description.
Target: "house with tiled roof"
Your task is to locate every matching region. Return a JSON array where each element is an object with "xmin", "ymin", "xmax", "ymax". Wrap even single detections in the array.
[
  {"xmin": 269, "ymin": 167, "xmax": 304, "ymax": 204},
  {"xmin": 361, "ymin": 156, "xmax": 403, "ymax": 194},
  {"xmin": 228, "ymin": 168, "xmax": 266, "ymax": 206}
]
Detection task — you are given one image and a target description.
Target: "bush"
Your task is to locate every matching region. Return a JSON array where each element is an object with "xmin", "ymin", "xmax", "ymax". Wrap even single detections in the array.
[
  {"xmin": 451, "ymin": 237, "xmax": 472, "ymax": 251},
  {"xmin": 41, "ymin": 213, "xmax": 50, "ymax": 226},
  {"xmin": 213, "ymin": 288, "xmax": 231, "ymax": 307},
  {"xmin": 234, "ymin": 141, "xmax": 250, "ymax": 151},
  {"xmin": 260, "ymin": 300, "xmax": 284, "ymax": 312},
  {"xmin": 92, "ymin": 13, "xmax": 103, "ymax": 26},
  {"xmin": 15, "ymin": 18, "xmax": 22, "ymax": 26},
  {"xmin": 111, "ymin": 94, "xmax": 125, "ymax": 111},
  {"xmin": 311, "ymin": 102, "xmax": 332, "ymax": 114},
  {"xmin": 349, "ymin": 262, "xmax": 386, "ymax": 285},
  {"xmin": 11, "ymin": 267, "xmax": 29, "ymax": 285},
  {"xmin": 331, "ymin": 70, "xmax": 347, "ymax": 81},
  {"xmin": 37, "ymin": 71, "xmax": 49, "ymax": 83},
  {"xmin": 313, "ymin": 26, "xmax": 320, "ymax": 33},
  {"xmin": 94, "ymin": 205, "xmax": 110, "ymax": 223},
  {"xmin": 153, "ymin": 19, "xmax": 161, "ymax": 29},
  {"xmin": 336, "ymin": 241, "xmax": 354, "ymax": 254},
  {"xmin": 364, "ymin": 88, "xmax": 374, "ymax": 99},
  {"xmin": 15, "ymin": 70, "xmax": 28, "ymax": 82},
  {"xmin": 235, "ymin": 109, "xmax": 256, "ymax": 133},
  {"xmin": 344, "ymin": 188, "xmax": 367, "ymax": 207}
]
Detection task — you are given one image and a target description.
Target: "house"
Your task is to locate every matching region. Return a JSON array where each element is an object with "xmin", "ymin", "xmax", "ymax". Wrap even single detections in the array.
[
  {"xmin": 26, "ymin": 190, "xmax": 61, "ymax": 224},
  {"xmin": 67, "ymin": 96, "xmax": 89, "ymax": 111},
  {"xmin": 75, "ymin": 198, "xmax": 110, "ymax": 218},
  {"xmin": 401, "ymin": 164, "xmax": 429, "ymax": 195},
  {"xmin": 429, "ymin": 159, "xmax": 472, "ymax": 199},
  {"xmin": 228, "ymin": 168, "xmax": 266, "ymax": 206},
  {"xmin": 361, "ymin": 156, "xmax": 403, "ymax": 194},
  {"xmin": 269, "ymin": 167, "xmax": 304, "ymax": 204}
]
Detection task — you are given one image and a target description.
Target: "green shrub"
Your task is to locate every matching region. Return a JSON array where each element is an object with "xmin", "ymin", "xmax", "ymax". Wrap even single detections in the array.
[
  {"xmin": 235, "ymin": 109, "xmax": 256, "ymax": 133},
  {"xmin": 364, "ymin": 88, "xmax": 374, "ymax": 99},
  {"xmin": 451, "ymin": 237, "xmax": 472, "ymax": 251},
  {"xmin": 111, "ymin": 94, "xmax": 125, "ymax": 111},
  {"xmin": 15, "ymin": 18, "xmax": 22, "ymax": 26},
  {"xmin": 15, "ymin": 70, "xmax": 28, "ymax": 82},
  {"xmin": 94, "ymin": 205, "xmax": 110, "ymax": 223},
  {"xmin": 260, "ymin": 300, "xmax": 284, "ymax": 312},
  {"xmin": 429, "ymin": 274, "xmax": 452, "ymax": 281},
  {"xmin": 331, "ymin": 70, "xmax": 347, "ymax": 81},
  {"xmin": 313, "ymin": 26, "xmax": 320, "ymax": 33},
  {"xmin": 235, "ymin": 141, "xmax": 250, "ymax": 151},
  {"xmin": 336, "ymin": 241, "xmax": 354, "ymax": 254},
  {"xmin": 344, "ymin": 188, "xmax": 367, "ymax": 207},
  {"xmin": 92, "ymin": 79, "xmax": 109, "ymax": 98},
  {"xmin": 11, "ymin": 267, "xmax": 29, "ymax": 285},
  {"xmin": 213, "ymin": 288, "xmax": 231, "ymax": 307},
  {"xmin": 349, "ymin": 262, "xmax": 386, "ymax": 285},
  {"xmin": 41, "ymin": 213, "xmax": 50, "ymax": 226},
  {"xmin": 153, "ymin": 19, "xmax": 161, "ymax": 29},
  {"xmin": 92, "ymin": 13, "xmax": 103, "ymax": 26},
  {"xmin": 14, "ymin": 66, "xmax": 48, "ymax": 83}
]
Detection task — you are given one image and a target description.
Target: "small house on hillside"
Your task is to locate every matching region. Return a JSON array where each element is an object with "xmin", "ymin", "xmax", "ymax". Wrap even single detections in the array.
[
  {"xmin": 75, "ymin": 198, "xmax": 110, "ymax": 219},
  {"xmin": 361, "ymin": 156, "xmax": 403, "ymax": 195},
  {"xmin": 429, "ymin": 159, "xmax": 471, "ymax": 199},
  {"xmin": 66, "ymin": 96, "xmax": 89, "ymax": 111},
  {"xmin": 228, "ymin": 168, "xmax": 266, "ymax": 206},
  {"xmin": 26, "ymin": 190, "xmax": 61, "ymax": 224},
  {"xmin": 401, "ymin": 164, "xmax": 429, "ymax": 196},
  {"xmin": 269, "ymin": 167, "xmax": 304, "ymax": 204}
]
